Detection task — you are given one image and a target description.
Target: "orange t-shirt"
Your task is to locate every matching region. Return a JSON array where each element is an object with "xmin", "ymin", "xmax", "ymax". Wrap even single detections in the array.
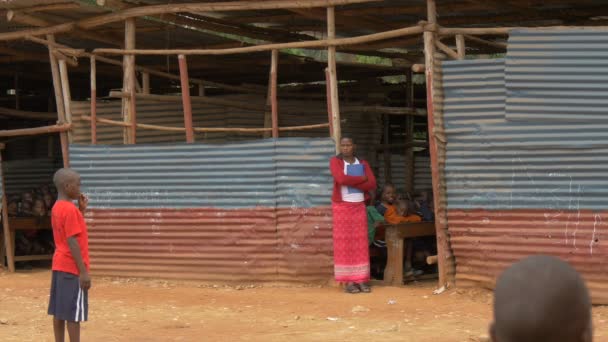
[
  {"xmin": 51, "ymin": 200, "xmax": 89, "ymax": 275},
  {"xmin": 384, "ymin": 204, "xmax": 422, "ymax": 224}
]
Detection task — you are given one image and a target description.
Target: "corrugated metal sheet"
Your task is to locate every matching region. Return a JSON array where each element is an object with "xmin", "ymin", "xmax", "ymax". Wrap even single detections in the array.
[
  {"xmin": 2, "ymin": 158, "xmax": 60, "ymax": 195},
  {"xmin": 70, "ymin": 138, "xmax": 335, "ymax": 282},
  {"xmin": 506, "ymin": 28, "xmax": 608, "ymax": 122},
  {"xmin": 442, "ymin": 30, "xmax": 608, "ymax": 303},
  {"xmin": 377, "ymin": 154, "xmax": 433, "ymax": 194}
]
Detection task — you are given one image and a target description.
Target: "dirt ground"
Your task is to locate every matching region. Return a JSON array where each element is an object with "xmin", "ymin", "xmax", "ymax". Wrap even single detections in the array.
[{"xmin": 1, "ymin": 270, "xmax": 607, "ymax": 342}]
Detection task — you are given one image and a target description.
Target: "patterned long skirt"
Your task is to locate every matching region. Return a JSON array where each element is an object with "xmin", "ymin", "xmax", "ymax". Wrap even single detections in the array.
[{"xmin": 332, "ymin": 201, "xmax": 370, "ymax": 283}]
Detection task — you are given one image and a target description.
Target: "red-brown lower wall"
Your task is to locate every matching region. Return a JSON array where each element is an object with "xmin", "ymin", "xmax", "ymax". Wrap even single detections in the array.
[
  {"xmin": 449, "ymin": 209, "xmax": 608, "ymax": 304},
  {"xmin": 86, "ymin": 206, "xmax": 333, "ymax": 283}
]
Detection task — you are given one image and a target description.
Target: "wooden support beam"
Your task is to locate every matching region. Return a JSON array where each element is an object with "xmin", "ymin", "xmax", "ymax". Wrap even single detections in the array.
[
  {"xmin": 425, "ymin": 0, "xmax": 450, "ymax": 289},
  {"xmin": 270, "ymin": 50, "xmax": 279, "ymax": 139},
  {"xmin": 46, "ymin": 34, "xmax": 69, "ymax": 168},
  {"xmin": 52, "ymin": 49, "xmax": 78, "ymax": 67},
  {"xmin": 327, "ymin": 6, "xmax": 341, "ymax": 152},
  {"xmin": 324, "ymin": 68, "xmax": 334, "ymax": 138},
  {"xmin": 456, "ymin": 34, "xmax": 466, "ymax": 60},
  {"xmin": 58, "ymin": 60, "xmax": 73, "ymax": 143},
  {"xmin": 463, "ymin": 34, "xmax": 508, "ymax": 49},
  {"xmin": 435, "ymin": 40, "xmax": 459, "ymax": 60},
  {"xmin": 1, "ymin": 150, "xmax": 15, "ymax": 272},
  {"xmin": 122, "ymin": 18, "xmax": 137, "ymax": 144},
  {"xmin": 178, "ymin": 55, "xmax": 195, "ymax": 143},
  {"xmin": 90, "ymin": 56, "xmax": 97, "ymax": 145},
  {"xmin": 438, "ymin": 27, "xmax": 513, "ymax": 36},
  {"xmin": 142, "ymin": 72, "xmax": 150, "ymax": 94},
  {"xmin": 197, "ymin": 82, "xmax": 205, "ymax": 97},
  {"xmin": 82, "ymin": 115, "xmax": 332, "ymax": 133},
  {"xmin": 14, "ymin": 72, "xmax": 19, "ymax": 110},
  {"xmin": 93, "ymin": 24, "xmax": 425, "ymax": 56},
  {"xmin": 0, "ymin": 123, "xmax": 71, "ymax": 138}
]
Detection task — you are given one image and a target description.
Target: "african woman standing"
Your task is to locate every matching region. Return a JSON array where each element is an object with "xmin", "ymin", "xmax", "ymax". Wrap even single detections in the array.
[{"xmin": 329, "ymin": 136, "xmax": 377, "ymax": 293}]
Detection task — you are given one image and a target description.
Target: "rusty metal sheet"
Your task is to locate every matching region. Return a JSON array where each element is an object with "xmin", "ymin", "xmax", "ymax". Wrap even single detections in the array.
[
  {"xmin": 442, "ymin": 34, "xmax": 608, "ymax": 303},
  {"xmin": 71, "ymin": 138, "xmax": 335, "ymax": 282}
]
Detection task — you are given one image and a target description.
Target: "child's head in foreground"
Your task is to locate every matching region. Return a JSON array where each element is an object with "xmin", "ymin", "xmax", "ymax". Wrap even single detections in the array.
[
  {"xmin": 53, "ymin": 168, "xmax": 81, "ymax": 200},
  {"xmin": 491, "ymin": 255, "xmax": 592, "ymax": 342}
]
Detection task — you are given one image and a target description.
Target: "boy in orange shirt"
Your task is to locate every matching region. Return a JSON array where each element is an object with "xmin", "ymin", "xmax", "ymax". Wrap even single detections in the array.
[{"xmin": 48, "ymin": 168, "xmax": 91, "ymax": 342}]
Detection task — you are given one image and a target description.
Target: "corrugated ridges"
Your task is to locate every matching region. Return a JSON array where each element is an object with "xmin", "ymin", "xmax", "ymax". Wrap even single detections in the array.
[
  {"xmin": 87, "ymin": 208, "xmax": 280, "ymax": 281},
  {"xmin": 443, "ymin": 56, "xmax": 608, "ymax": 210},
  {"xmin": 449, "ymin": 209, "xmax": 608, "ymax": 304},
  {"xmin": 70, "ymin": 138, "xmax": 334, "ymax": 209},
  {"xmin": 507, "ymin": 29, "xmax": 608, "ymax": 122},
  {"xmin": 2, "ymin": 158, "xmax": 60, "ymax": 195}
]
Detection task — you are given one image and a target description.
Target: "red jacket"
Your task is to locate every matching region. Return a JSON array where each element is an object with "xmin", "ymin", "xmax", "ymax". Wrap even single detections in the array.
[{"xmin": 330, "ymin": 156, "xmax": 377, "ymax": 203}]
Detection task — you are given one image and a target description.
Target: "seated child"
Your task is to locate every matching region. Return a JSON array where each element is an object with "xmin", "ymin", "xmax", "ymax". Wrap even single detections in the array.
[
  {"xmin": 385, "ymin": 199, "xmax": 422, "ymax": 224},
  {"xmin": 375, "ymin": 183, "xmax": 396, "ymax": 217},
  {"xmin": 414, "ymin": 191, "xmax": 434, "ymax": 222}
]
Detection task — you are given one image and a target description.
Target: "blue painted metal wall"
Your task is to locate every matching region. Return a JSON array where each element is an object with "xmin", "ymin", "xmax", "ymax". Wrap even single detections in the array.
[{"xmin": 70, "ymin": 138, "xmax": 334, "ymax": 209}]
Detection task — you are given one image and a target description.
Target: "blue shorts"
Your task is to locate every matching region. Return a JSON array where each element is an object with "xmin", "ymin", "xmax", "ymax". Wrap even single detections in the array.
[{"xmin": 48, "ymin": 271, "xmax": 88, "ymax": 322}]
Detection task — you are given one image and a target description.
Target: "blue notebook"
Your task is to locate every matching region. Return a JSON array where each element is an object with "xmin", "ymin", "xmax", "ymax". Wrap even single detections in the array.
[{"xmin": 346, "ymin": 164, "xmax": 364, "ymax": 194}]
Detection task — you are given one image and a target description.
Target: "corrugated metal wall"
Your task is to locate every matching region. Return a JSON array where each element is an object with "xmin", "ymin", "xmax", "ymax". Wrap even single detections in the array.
[
  {"xmin": 443, "ymin": 28, "xmax": 608, "ymax": 304},
  {"xmin": 2, "ymin": 158, "xmax": 60, "ymax": 195},
  {"xmin": 70, "ymin": 138, "xmax": 334, "ymax": 282}
]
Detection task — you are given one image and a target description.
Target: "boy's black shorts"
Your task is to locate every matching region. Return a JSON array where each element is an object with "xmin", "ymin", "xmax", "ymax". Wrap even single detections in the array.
[{"xmin": 48, "ymin": 271, "xmax": 88, "ymax": 322}]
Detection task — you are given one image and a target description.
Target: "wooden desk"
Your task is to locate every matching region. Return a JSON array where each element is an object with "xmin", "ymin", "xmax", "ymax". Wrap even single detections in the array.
[
  {"xmin": 2, "ymin": 217, "xmax": 53, "ymax": 271},
  {"xmin": 383, "ymin": 222, "xmax": 436, "ymax": 286}
]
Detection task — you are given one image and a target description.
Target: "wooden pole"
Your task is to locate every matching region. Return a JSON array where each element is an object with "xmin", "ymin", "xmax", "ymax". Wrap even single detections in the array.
[
  {"xmin": 142, "ymin": 72, "xmax": 150, "ymax": 94},
  {"xmin": 435, "ymin": 40, "xmax": 459, "ymax": 60},
  {"xmin": 123, "ymin": 18, "xmax": 136, "ymax": 144},
  {"xmin": 455, "ymin": 34, "xmax": 465, "ymax": 60},
  {"xmin": 197, "ymin": 82, "xmax": 205, "ymax": 97},
  {"xmin": 324, "ymin": 68, "xmax": 334, "ymax": 138},
  {"xmin": 463, "ymin": 34, "xmax": 507, "ymax": 49},
  {"xmin": 424, "ymin": 0, "xmax": 449, "ymax": 288},
  {"xmin": 46, "ymin": 34, "xmax": 69, "ymax": 168},
  {"xmin": 108, "ymin": 91, "xmax": 263, "ymax": 111},
  {"xmin": 90, "ymin": 56, "xmax": 97, "ymax": 144},
  {"xmin": 58, "ymin": 59, "xmax": 73, "ymax": 143},
  {"xmin": 405, "ymin": 70, "xmax": 415, "ymax": 194},
  {"xmin": 270, "ymin": 50, "xmax": 279, "ymax": 139},
  {"xmin": 1, "ymin": 150, "xmax": 15, "ymax": 272},
  {"xmin": 327, "ymin": 6, "xmax": 341, "ymax": 152},
  {"xmin": 178, "ymin": 55, "xmax": 195, "ymax": 143},
  {"xmin": 0, "ymin": 124, "xmax": 72, "ymax": 138},
  {"xmin": 93, "ymin": 24, "xmax": 425, "ymax": 56}
]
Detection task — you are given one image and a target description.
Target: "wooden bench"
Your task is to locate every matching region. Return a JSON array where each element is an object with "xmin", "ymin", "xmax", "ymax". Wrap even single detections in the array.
[
  {"xmin": 382, "ymin": 221, "xmax": 436, "ymax": 286},
  {"xmin": 1, "ymin": 217, "xmax": 53, "ymax": 271}
]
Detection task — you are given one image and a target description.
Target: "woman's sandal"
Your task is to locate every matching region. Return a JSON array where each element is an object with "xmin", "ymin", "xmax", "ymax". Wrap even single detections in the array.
[
  {"xmin": 358, "ymin": 283, "xmax": 371, "ymax": 293},
  {"xmin": 344, "ymin": 283, "xmax": 361, "ymax": 294}
]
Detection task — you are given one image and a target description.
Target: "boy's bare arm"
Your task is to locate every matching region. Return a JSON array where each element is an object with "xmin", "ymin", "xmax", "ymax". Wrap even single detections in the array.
[{"xmin": 67, "ymin": 236, "xmax": 91, "ymax": 290}]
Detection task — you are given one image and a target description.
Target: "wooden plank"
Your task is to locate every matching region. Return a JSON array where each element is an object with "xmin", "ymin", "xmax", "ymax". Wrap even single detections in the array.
[
  {"xmin": 178, "ymin": 55, "xmax": 195, "ymax": 143},
  {"xmin": 123, "ymin": 18, "xmax": 137, "ymax": 144},
  {"xmin": 383, "ymin": 222, "xmax": 436, "ymax": 286},
  {"xmin": 270, "ymin": 50, "xmax": 279, "ymax": 139},
  {"xmin": 90, "ymin": 56, "xmax": 97, "ymax": 144},
  {"xmin": 46, "ymin": 34, "xmax": 69, "ymax": 168},
  {"xmin": 327, "ymin": 6, "xmax": 342, "ymax": 153},
  {"xmin": 58, "ymin": 59, "xmax": 73, "ymax": 143},
  {"xmin": 1, "ymin": 152, "xmax": 14, "ymax": 272},
  {"xmin": 0, "ymin": 124, "xmax": 71, "ymax": 138},
  {"xmin": 8, "ymin": 217, "xmax": 52, "ymax": 230},
  {"xmin": 456, "ymin": 34, "xmax": 466, "ymax": 60}
]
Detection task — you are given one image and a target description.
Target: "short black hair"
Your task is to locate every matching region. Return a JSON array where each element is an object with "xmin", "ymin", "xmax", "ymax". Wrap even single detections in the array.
[
  {"xmin": 492, "ymin": 255, "xmax": 592, "ymax": 342},
  {"xmin": 339, "ymin": 135, "xmax": 355, "ymax": 144}
]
